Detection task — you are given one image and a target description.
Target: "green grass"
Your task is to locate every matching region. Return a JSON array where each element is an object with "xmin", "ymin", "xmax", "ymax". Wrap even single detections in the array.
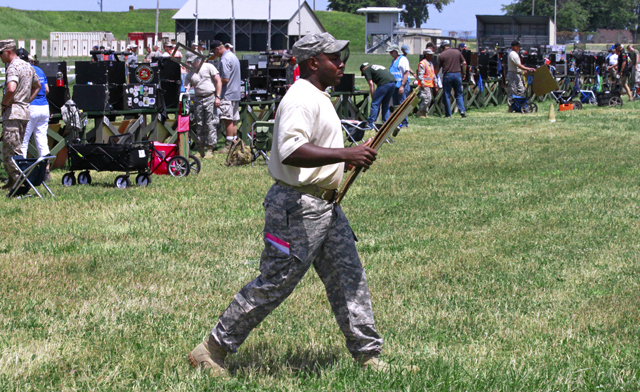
[
  {"xmin": 0, "ymin": 7, "xmax": 177, "ymax": 41},
  {"xmin": 316, "ymin": 10, "xmax": 365, "ymax": 53},
  {"xmin": 3, "ymin": 101, "xmax": 640, "ymax": 390}
]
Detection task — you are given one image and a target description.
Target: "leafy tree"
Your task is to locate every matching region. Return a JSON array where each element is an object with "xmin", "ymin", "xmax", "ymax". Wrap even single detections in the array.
[
  {"xmin": 327, "ymin": 0, "xmax": 455, "ymax": 27},
  {"xmin": 400, "ymin": 0, "xmax": 454, "ymax": 28},
  {"xmin": 327, "ymin": 0, "xmax": 398, "ymax": 14},
  {"xmin": 502, "ymin": 0, "xmax": 639, "ymax": 31}
]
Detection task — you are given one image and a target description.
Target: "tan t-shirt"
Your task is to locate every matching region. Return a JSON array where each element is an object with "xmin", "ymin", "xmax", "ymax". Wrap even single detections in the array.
[
  {"xmin": 4, "ymin": 58, "xmax": 37, "ymax": 121},
  {"xmin": 186, "ymin": 62, "xmax": 219, "ymax": 97},
  {"xmin": 268, "ymin": 78, "xmax": 345, "ymax": 190},
  {"xmin": 508, "ymin": 50, "xmax": 522, "ymax": 74}
]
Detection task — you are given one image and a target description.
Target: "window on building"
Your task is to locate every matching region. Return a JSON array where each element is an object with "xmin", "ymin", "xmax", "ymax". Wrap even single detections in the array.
[{"xmin": 368, "ymin": 13, "xmax": 379, "ymax": 23}]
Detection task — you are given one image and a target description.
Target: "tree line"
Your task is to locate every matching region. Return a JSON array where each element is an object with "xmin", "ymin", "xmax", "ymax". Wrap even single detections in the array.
[
  {"xmin": 502, "ymin": 0, "xmax": 640, "ymax": 33},
  {"xmin": 327, "ymin": 0, "xmax": 454, "ymax": 28}
]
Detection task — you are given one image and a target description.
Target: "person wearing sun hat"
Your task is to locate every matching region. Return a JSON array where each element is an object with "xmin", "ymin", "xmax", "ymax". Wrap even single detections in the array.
[{"xmin": 188, "ymin": 32, "xmax": 396, "ymax": 376}]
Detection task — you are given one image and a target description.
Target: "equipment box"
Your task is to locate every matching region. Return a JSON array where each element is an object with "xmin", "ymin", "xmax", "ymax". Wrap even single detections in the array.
[{"xmin": 124, "ymin": 84, "xmax": 159, "ymax": 109}]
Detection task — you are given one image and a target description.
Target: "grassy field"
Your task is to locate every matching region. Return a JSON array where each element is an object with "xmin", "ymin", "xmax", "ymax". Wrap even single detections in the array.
[
  {"xmin": 3, "ymin": 99, "xmax": 640, "ymax": 390},
  {"xmin": 0, "ymin": 7, "xmax": 178, "ymax": 42}
]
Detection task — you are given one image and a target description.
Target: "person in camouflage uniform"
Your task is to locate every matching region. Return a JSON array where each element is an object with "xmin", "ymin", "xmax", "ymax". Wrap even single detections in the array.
[
  {"xmin": 184, "ymin": 54, "xmax": 221, "ymax": 158},
  {"xmin": 1, "ymin": 39, "xmax": 40, "ymax": 189},
  {"xmin": 189, "ymin": 33, "xmax": 391, "ymax": 377}
]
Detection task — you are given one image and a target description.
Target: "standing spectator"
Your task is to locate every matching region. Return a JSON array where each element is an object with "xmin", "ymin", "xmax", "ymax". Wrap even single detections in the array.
[
  {"xmin": 438, "ymin": 40, "xmax": 467, "ymax": 118},
  {"xmin": 225, "ymin": 43, "xmax": 235, "ymax": 52},
  {"xmin": 387, "ymin": 44, "xmax": 410, "ymax": 129},
  {"xmin": 125, "ymin": 44, "xmax": 139, "ymax": 83},
  {"xmin": 360, "ymin": 62, "xmax": 396, "ymax": 127},
  {"xmin": 151, "ymin": 45, "xmax": 163, "ymax": 59},
  {"xmin": 416, "ymin": 49, "xmax": 437, "ymax": 118},
  {"xmin": 163, "ymin": 42, "xmax": 182, "ymax": 58},
  {"xmin": 282, "ymin": 50, "xmax": 300, "ymax": 87},
  {"xmin": 614, "ymin": 43, "xmax": 633, "ymax": 101},
  {"xmin": 627, "ymin": 44, "xmax": 639, "ymax": 95},
  {"xmin": 606, "ymin": 45, "xmax": 618, "ymax": 85},
  {"xmin": 400, "ymin": 44, "xmax": 416, "ymax": 81},
  {"xmin": 198, "ymin": 42, "xmax": 207, "ymax": 55},
  {"xmin": 144, "ymin": 46, "xmax": 153, "ymax": 61},
  {"xmin": 0, "ymin": 40, "xmax": 40, "ymax": 190},
  {"xmin": 506, "ymin": 40, "xmax": 534, "ymax": 110},
  {"xmin": 211, "ymin": 40, "xmax": 241, "ymax": 154},
  {"xmin": 184, "ymin": 54, "xmax": 222, "ymax": 158},
  {"xmin": 19, "ymin": 52, "xmax": 51, "ymax": 181},
  {"xmin": 426, "ymin": 41, "xmax": 442, "ymax": 89}
]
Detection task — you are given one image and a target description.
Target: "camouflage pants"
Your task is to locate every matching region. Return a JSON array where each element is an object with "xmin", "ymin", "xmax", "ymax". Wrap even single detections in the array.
[
  {"xmin": 418, "ymin": 87, "xmax": 433, "ymax": 112},
  {"xmin": 2, "ymin": 119, "xmax": 28, "ymax": 184},
  {"xmin": 193, "ymin": 94, "xmax": 219, "ymax": 150},
  {"xmin": 507, "ymin": 72, "xmax": 526, "ymax": 105},
  {"xmin": 211, "ymin": 183, "xmax": 383, "ymax": 358}
]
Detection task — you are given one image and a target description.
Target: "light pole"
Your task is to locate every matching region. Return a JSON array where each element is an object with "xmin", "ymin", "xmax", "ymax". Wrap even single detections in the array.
[
  {"xmin": 232, "ymin": 0, "xmax": 236, "ymax": 50},
  {"xmin": 267, "ymin": 0, "xmax": 272, "ymax": 50},
  {"xmin": 194, "ymin": 0, "xmax": 199, "ymax": 46},
  {"xmin": 155, "ymin": 0, "xmax": 160, "ymax": 46},
  {"xmin": 554, "ymin": 0, "xmax": 557, "ymax": 45}
]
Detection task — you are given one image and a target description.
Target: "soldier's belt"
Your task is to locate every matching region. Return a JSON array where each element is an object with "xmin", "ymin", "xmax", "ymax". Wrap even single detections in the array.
[{"xmin": 275, "ymin": 180, "xmax": 337, "ymax": 202}]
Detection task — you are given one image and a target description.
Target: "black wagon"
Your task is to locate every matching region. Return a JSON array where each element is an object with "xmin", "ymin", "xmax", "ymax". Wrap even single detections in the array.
[{"xmin": 63, "ymin": 133, "xmax": 152, "ymax": 189}]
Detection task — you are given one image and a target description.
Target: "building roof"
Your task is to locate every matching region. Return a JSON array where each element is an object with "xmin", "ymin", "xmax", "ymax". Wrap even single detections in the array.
[
  {"xmin": 356, "ymin": 7, "xmax": 406, "ymax": 13},
  {"xmin": 476, "ymin": 15, "xmax": 551, "ymax": 25},
  {"xmin": 173, "ymin": 0, "xmax": 309, "ymax": 20}
]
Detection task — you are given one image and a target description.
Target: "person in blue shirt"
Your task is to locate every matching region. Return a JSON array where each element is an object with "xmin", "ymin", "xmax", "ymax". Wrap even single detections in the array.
[{"xmin": 18, "ymin": 50, "xmax": 51, "ymax": 180}]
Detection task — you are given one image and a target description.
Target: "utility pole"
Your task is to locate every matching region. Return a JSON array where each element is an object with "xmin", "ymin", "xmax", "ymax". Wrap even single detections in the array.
[
  {"xmin": 98, "ymin": 0, "xmax": 102, "ymax": 12},
  {"xmin": 267, "ymin": 0, "xmax": 272, "ymax": 50},
  {"xmin": 232, "ymin": 0, "xmax": 236, "ymax": 50},
  {"xmin": 155, "ymin": 0, "xmax": 160, "ymax": 46},
  {"xmin": 194, "ymin": 0, "xmax": 199, "ymax": 47},
  {"xmin": 554, "ymin": 0, "xmax": 557, "ymax": 45},
  {"xmin": 532, "ymin": 0, "xmax": 535, "ymax": 16},
  {"xmin": 298, "ymin": 0, "xmax": 301, "ymax": 38}
]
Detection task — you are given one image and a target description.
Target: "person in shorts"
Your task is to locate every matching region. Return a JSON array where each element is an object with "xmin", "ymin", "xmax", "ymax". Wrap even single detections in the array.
[{"xmin": 210, "ymin": 40, "xmax": 241, "ymax": 154}]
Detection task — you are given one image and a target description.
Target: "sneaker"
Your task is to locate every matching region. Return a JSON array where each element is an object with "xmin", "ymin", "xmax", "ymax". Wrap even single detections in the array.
[
  {"xmin": 460, "ymin": 112, "xmax": 467, "ymax": 118},
  {"xmin": 189, "ymin": 334, "xmax": 229, "ymax": 377}
]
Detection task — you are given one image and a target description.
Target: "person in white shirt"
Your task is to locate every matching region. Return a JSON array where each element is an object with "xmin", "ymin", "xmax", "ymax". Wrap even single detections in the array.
[{"xmin": 189, "ymin": 32, "xmax": 397, "ymax": 377}]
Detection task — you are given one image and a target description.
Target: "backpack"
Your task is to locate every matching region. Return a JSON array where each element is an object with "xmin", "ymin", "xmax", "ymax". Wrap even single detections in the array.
[{"xmin": 225, "ymin": 139, "xmax": 252, "ymax": 167}]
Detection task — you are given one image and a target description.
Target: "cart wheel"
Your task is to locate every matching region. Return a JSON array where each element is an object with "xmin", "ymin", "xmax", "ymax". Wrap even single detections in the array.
[
  {"xmin": 78, "ymin": 171, "xmax": 92, "ymax": 185},
  {"xmin": 167, "ymin": 156, "xmax": 190, "ymax": 178},
  {"xmin": 609, "ymin": 96, "xmax": 623, "ymax": 107},
  {"xmin": 62, "ymin": 173, "xmax": 76, "ymax": 187},
  {"xmin": 531, "ymin": 103, "xmax": 538, "ymax": 112},
  {"xmin": 589, "ymin": 97, "xmax": 597, "ymax": 105},
  {"xmin": 115, "ymin": 175, "xmax": 130, "ymax": 189},
  {"xmin": 188, "ymin": 154, "xmax": 202, "ymax": 174},
  {"xmin": 136, "ymin": 173, "xmax": 151, "ymax": 187},
  {"xmin": 570, "ymin": 101, "xmax": 583, "ymax": 110}
]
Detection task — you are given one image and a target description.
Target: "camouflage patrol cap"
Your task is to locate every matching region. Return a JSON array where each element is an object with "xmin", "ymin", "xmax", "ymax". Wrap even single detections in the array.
[
  {"xmin": 386, "ymin": 44, "xmax": 400, "ymax": 53},
  {"xmin": 292, "ymin": 32, "xmax": 349, "ymax": 63},
  {"xmin": 0, "ymin": 39, "xmax": 16, "ymax": 53}
]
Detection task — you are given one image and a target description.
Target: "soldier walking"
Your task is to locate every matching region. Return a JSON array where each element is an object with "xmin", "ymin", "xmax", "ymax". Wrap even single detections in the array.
[{"xmin": 189, "ymin": 33, "xmax": 395, "ymax": 376}]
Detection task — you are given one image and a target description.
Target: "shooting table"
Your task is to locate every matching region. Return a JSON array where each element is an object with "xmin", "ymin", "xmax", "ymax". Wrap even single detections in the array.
[{"xmin": 0, "ymin": 91, "xmax": 370, "ymax": 169}]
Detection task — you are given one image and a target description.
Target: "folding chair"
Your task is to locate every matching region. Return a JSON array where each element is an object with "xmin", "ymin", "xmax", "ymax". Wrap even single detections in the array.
[
  {"xmin": 341, "ymin": 120, "xmax": 394, "ymax": 146},
  {"xmin": 341, "ymin": 120, "xmax": 369, "ymax": 146},
  {"xmin": 7, "ymin": 155, "xmax": 57, "ymax": 198},
  {"xmin": 248, "ymin": 121, "xmax": 274, "ymax": 164}
]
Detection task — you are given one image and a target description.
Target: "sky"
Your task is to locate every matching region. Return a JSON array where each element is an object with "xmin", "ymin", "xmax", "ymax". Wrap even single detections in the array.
[{"xmin": 0, "ymin": 0, "xmax": 508, "ymax": 35}]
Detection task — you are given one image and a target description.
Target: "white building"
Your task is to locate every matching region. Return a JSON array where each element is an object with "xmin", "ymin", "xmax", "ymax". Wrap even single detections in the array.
[
  {"xmin": 173, "ymin": 0, "xmax": 326, "ymax": 51},
  {"xmin": 357, "ymin": 7, "xmax": 406, "ymax": 54}
]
